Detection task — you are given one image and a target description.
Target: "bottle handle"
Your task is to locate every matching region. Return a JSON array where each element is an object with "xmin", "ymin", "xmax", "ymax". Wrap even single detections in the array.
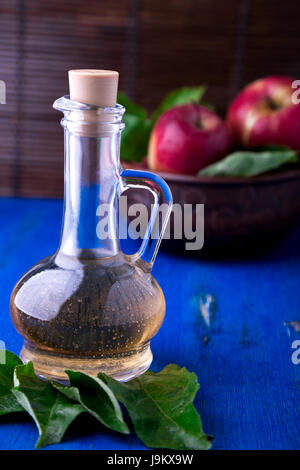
[{"xmin": 120, "ymin": 168, "xmax": 173, "ymax": 269}]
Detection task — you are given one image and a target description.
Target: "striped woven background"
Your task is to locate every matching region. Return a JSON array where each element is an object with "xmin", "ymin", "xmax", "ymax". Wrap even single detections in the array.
[{"xmin": 1, "ymin": 0, "xmax": 300, "ymax": 197}]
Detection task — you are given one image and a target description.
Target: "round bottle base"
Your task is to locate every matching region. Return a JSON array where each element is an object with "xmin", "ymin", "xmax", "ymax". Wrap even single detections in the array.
[{"xmin": 20, "ymin": 341, "xmax": 153, "ymax": 383}]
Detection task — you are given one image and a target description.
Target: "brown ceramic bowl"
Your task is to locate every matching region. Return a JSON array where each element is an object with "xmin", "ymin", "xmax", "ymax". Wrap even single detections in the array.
[{"xmin": 122, "ymin": 161, "xmax": 300, "ymax": 254}]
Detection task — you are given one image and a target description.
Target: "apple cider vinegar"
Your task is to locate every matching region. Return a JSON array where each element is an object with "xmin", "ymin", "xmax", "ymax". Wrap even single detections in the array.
[{"xmin": 10, "ymin": 70, "xmax": 172, "ymax": 382}]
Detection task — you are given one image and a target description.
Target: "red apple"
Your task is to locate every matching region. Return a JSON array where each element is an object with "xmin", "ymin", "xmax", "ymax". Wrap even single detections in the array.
[
  {"xmin": 227, "ymin": 76, "xmax": 300, "ymax": 150},
  {"xmin": 148, "ymin": 104, "xmax": 232, "ymax": 174}
]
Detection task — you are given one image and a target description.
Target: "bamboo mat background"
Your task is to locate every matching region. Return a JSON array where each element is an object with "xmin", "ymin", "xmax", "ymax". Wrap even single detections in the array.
[{"xmin": 1, "ymin": 0, "xmax": 300, "ymax": 197}]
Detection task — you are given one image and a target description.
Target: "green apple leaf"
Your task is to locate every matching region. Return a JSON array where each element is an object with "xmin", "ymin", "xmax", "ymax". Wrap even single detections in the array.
[
  {"xmin": 199, "ymin": 148, "xmax": 298, "ymax": 177},
  {"xmin": 120, "ymin": 114, "xmax": 152, "ymax": 162},
  {"xmin": 117, "ymin": 92, "xmax": 146, "ymax": 119},
  {"xmin": 0, "ymin": 350, "xmax": 211, "ymax": 451},
  {"xmin": 152, "ymin": 86, "xmax": 207, "ymax": 123},
  {"xmin": 0, "ymin": 350, "xmax": 24, "ymax": 415},
  {"xmin": 99, "ymin": 364, "xmax": 212, "ymax": 450},
  {"xmin": 12, "ymin": 362, "xmax": 83, "ymax": 449},
  {"xmin": 53, "ymin": 370, "xmax": 129, "ymax": 434}
]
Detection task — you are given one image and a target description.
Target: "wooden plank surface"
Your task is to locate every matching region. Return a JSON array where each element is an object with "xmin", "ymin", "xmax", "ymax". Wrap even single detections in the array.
[{"xmin": 0, "ymin": 197, "xmax": 299, "ymax": 450}]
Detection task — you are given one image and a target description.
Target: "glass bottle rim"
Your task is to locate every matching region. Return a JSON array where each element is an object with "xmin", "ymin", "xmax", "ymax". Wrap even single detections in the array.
[
  {"xmin": 53, "ymin": 95, "xmax": 125, "ymax": 116},
  {"xmin": 53, "ymin": 95, "xmax": 125, "ymax": 134}
]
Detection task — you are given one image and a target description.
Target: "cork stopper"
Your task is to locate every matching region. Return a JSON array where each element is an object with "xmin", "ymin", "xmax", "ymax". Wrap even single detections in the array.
[{"xmin": 68, "ymin": 69, "xmax": 119, "ymax": 108}]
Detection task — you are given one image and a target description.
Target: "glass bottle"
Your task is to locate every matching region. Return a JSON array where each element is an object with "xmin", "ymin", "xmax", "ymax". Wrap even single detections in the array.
[{"xmin": 10, "ymin": 91, "xmax": 172, "ymax": 382}]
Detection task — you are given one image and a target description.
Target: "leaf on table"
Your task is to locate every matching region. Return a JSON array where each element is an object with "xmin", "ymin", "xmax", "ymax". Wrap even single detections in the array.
[
  {"xmin": 99, "ymin": 364, "xmax": 212, "ymax": 450},
  {"xmin": 0, "ymin": 350, "xmax": 24, "ymax": 415},
  {"xmin": 199, "ymin": 148, "xmax": 298, "ymax": 177},
  {"xmin": 53, "ymin": 370, "xmax": 129, "ymax": 435},
  {"xmin": 12, "ymin": 362, "xmax": 83, "ymax": 449},
  {"xmin": 152, "ymin": 86, "xmax": 207, "ymax": 123}
]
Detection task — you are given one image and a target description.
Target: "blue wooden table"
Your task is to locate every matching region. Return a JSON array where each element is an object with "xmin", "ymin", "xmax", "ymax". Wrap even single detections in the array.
[{"xmin": 0, "ymin": 197, "xmax": 299, "ymax": 450}]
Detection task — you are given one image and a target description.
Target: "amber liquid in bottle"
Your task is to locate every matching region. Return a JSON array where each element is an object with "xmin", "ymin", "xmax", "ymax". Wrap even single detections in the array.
[{"xmin": 10, "ymin": 253, "xmax": 165, "ymax": 381}]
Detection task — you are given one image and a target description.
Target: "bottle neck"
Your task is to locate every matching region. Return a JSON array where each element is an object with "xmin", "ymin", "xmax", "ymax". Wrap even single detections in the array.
[{"xmin": 58, "ymin": 123, "xmax": 122, "ymax": 260}]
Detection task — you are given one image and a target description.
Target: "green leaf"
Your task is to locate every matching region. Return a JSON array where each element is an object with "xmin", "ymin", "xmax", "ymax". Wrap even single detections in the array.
[
  {"xmin": 121, "ymin": 115, "xmax": 152, "ymax": 162},
  {"xmin": 118, "ymin": 92, "xmax": 146, "ymax": 119},
  {"xmin": 118, "ymin": 92, "xmax": 151, "ymax": 162},
  {"xmin": 0, "ymin": 350, "xmax": 24, "ymax": 415},
  {"xmin": 53, "ymin": 370, "xmax": 129, "ymax": 435},
  {"xmin": 99, "ymin": 364, "xmax": 212, "ymax": 450},
  {"xmin": 152, "ymin": 86, "xmax": 206, "ymax": 123},
  {"xmin": 12, "ymin": 362, "xmax": 83, "ymax": 449},
  {"xmin": 199, "ymin": 148, "xmax": 298, "ymax": 177},
  {"xmin": 1, "ymin": 350, "xmax": 211, "ymax": 450}
]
